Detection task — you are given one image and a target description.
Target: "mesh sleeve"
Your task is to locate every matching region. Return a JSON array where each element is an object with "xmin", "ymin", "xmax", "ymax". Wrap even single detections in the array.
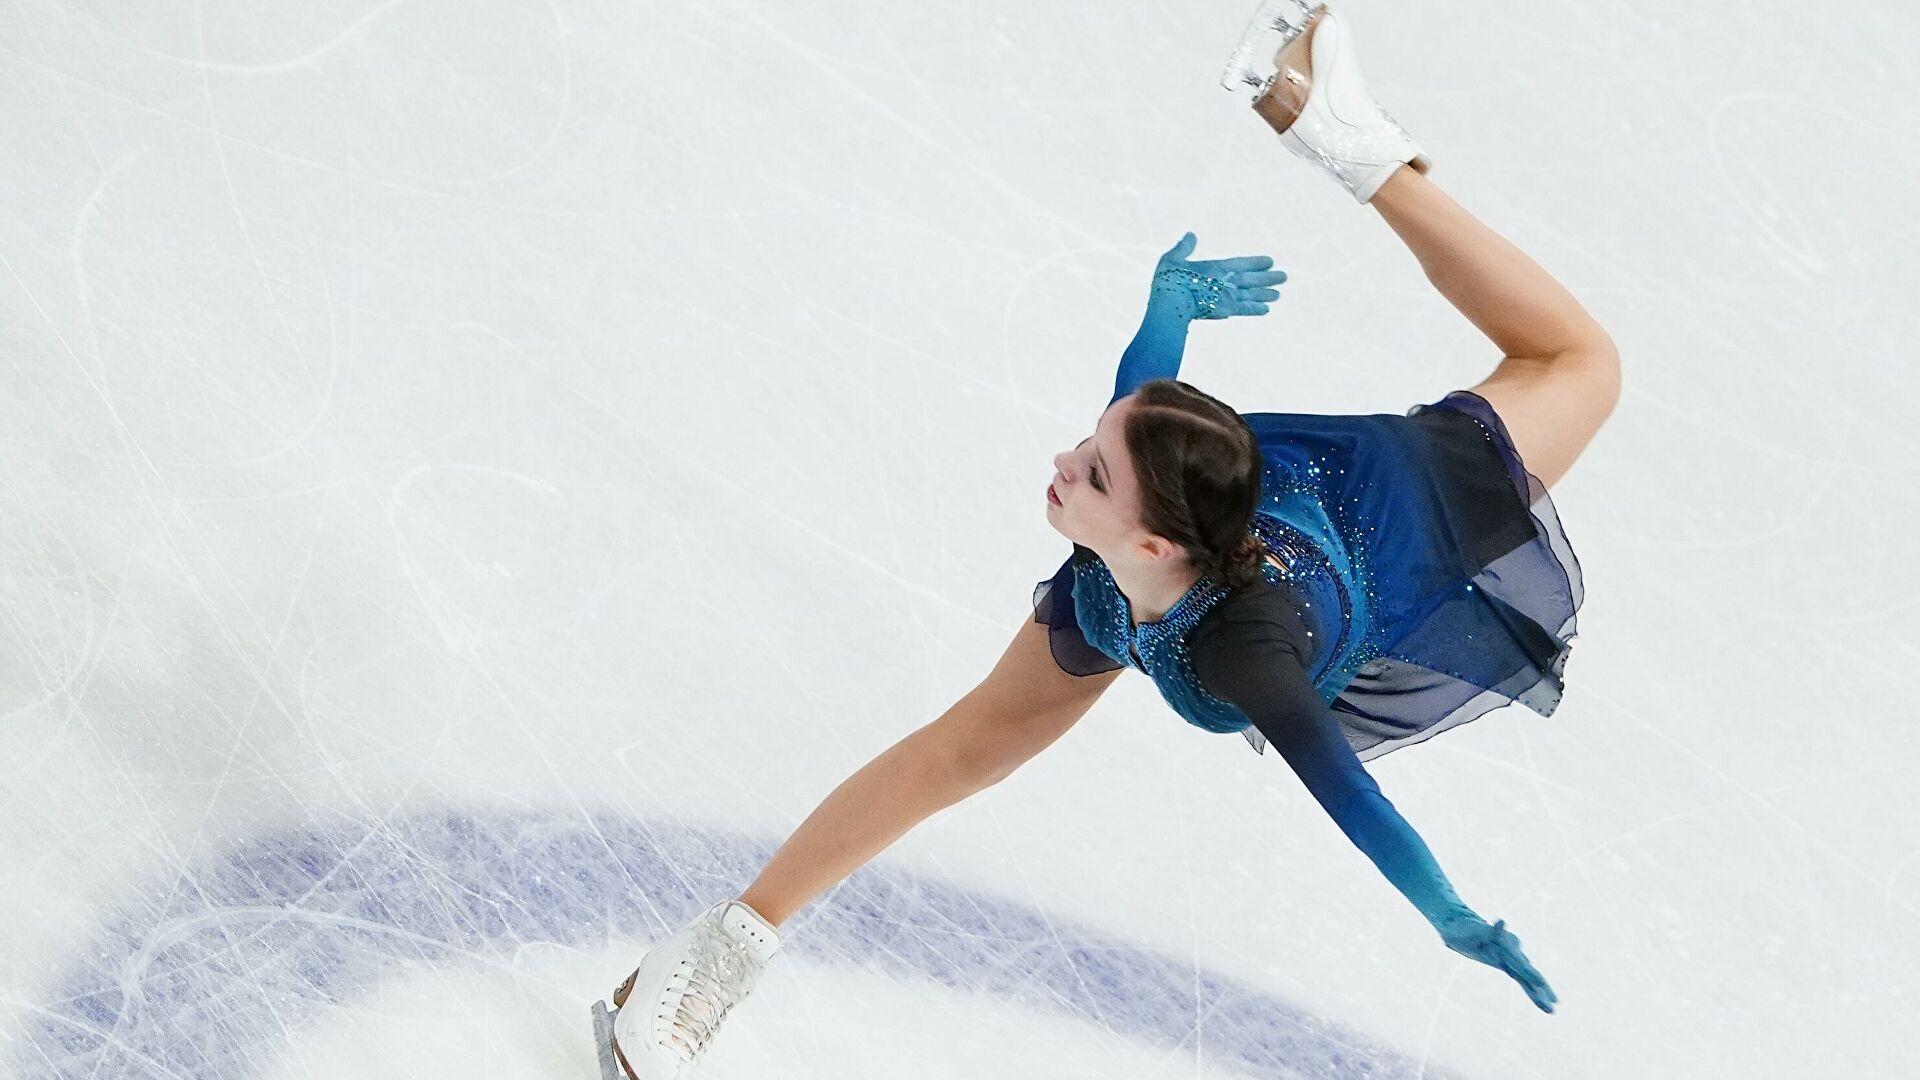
[{"xmin": 1190, "ymin": 604, "xmax": 1475, "ymax": 932}]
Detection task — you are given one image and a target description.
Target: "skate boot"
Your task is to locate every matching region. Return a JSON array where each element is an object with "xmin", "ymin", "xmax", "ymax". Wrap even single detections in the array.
[
  {"xmin": 1223, "ymin": 0, "xmax": 1431, "ymax": 204},
  {"xmin": 591, "ymin": 899, "xmax": 782, "ymax": 1079}
]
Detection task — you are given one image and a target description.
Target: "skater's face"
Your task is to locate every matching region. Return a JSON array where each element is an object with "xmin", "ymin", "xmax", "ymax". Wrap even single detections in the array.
[{"xmin": 1048, "ymin": 394, "xmax": 1171, "ymax": 561}]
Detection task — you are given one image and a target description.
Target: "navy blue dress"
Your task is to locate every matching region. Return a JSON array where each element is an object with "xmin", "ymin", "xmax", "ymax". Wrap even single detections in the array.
[
  {"xmin": 1029, "ymin": 380, "xmax": 1584, "ymax": 932},
  {"xmin": 1033, "ymin": 388, "xmax": 1582, "ymax": 750}
]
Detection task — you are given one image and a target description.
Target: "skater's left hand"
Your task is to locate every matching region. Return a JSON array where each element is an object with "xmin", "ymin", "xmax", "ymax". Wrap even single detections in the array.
[
  {"xmin": 1147, "ymin": 232, "xmax": 1287, "ymax": 321},
  {"xmin": 1437, "ymin": 913, "xmax": 1559, "ymax": 1014}
]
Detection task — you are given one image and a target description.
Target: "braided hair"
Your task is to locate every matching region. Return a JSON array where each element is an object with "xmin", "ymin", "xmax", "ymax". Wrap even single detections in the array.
[{"xmin": 1121, "ymin": 379, "xmax": 1268, "ymax": 590}]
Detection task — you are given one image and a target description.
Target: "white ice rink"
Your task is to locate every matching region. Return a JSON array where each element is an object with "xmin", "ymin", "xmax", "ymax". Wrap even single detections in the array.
[{"xmin": 4, "ymin": 1, "xmax": 1917, "ymax": 1077}]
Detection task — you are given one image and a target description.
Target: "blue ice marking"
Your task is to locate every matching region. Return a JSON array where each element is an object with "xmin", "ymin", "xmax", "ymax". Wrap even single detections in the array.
[{"xmin": 19, "ymin": 811, "xmax": 1460, "ymax": 1078}]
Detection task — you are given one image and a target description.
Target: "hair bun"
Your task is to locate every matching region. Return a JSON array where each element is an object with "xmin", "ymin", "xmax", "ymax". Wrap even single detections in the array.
[{"xmin": 1208, "ymin": 532, "xmax": 1267, "ymax": 590}]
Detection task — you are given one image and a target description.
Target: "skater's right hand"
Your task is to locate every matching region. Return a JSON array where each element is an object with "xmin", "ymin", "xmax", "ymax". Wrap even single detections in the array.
[
  {"xmin": 1437, "ymin": 913, "xmax": 1559, "ymax": 1014},
  {"xmin": 1147, "ymin": 232, "xmax": 1287, "ymax": 321}
]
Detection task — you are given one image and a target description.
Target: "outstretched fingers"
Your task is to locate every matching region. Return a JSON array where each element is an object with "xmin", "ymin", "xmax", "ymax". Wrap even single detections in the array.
[
  {"xmin": 1197, "ymin": 254, "xmax": 1277, "ymax": 274},
  {"xmin": 1488, "ymin": 920, "xmax": 1558, "ymax": 1013},
  {"xmin": 1155, "ymin": 236, "xmax": 1289, "ymax": 319}
]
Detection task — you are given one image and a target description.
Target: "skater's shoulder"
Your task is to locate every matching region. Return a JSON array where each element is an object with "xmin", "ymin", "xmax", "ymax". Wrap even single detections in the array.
[{"xmin": 1190, "ymin": 576, "xmax": 1312, "ymax": 651}]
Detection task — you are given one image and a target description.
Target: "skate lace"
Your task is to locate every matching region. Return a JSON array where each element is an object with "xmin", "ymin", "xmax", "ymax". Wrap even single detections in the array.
[{"xmin": 660, "ymin": 912, "xmax": 765, "ymax": 1063}]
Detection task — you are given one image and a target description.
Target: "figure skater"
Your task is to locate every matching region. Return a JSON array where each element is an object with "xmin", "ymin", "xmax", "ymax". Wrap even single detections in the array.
[{"xmin": 592, "ymin": 3, "xmax": 1619, "ymax": 1075}]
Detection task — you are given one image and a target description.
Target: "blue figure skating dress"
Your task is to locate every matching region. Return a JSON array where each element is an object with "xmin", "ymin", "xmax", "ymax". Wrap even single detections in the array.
[
  {"xmin": 1023, "ymin": 250, "xmax": 1586, "ymax": 959},
  {"xmin": 1030, "ymin": 385, "xmax": 1584, "ymax": 930},
  {"xmin": 1032, "ymin": 388, "xmax": 1583, "ymax": 762}
]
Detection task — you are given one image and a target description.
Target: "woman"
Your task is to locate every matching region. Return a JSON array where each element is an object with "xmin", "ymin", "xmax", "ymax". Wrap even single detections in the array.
[{"xmin": 594, "ymin": 4, "xmax": 1620, "ymax": 1076}]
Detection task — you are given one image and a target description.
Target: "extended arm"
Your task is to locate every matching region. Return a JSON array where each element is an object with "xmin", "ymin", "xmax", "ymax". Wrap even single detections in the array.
[
  {"xmin": 1191, "ymin": 604, "xmax": 1559, "ymax": 1012},
  {"xmin": 1111, "ymin": 269, "xmax": 1202, "ymax": 405},
  {"xmin": 1109, "ymin": 233, "xmax": 1287, "ymax": 406},
  {"xmin": 1190, "ymin": 612, "xmax": 1474, "ymax": 932}
]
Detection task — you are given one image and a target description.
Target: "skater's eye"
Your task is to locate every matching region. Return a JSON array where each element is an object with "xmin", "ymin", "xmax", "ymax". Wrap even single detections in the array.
[{"xmin": 1076, "ymin": 438, "xmax": 1106, "ymax": 494}]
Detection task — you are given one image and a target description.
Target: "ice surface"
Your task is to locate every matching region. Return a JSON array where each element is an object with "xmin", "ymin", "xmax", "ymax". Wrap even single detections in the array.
[{"xmin": 3, "ymin": 1, "xmax": 1918, "ymax": 1078}]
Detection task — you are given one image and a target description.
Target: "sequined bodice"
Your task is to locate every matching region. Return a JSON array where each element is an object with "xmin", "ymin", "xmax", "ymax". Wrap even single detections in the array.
[{"xmin": 1069, "ymin": 463, "xmax": 1388, "ymax": 745}]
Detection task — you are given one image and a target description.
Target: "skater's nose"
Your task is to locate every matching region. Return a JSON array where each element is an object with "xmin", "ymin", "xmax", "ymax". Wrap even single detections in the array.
[{"xmin": 1052, "ymin": 447, "xmax": 1081, "ymax": 487}]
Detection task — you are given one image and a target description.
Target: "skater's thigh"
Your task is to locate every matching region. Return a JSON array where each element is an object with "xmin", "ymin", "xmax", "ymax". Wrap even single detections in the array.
[
  {"xmin": 955, "ymin": 616, "xmax": 1123, "ymax": 779},
  {"xmin": 1464, "ymin": 345, "xmax": 1621, "ymax": 491}
]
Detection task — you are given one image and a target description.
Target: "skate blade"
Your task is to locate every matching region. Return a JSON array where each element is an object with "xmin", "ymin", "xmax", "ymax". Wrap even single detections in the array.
[
  {"xmin": 1220, "ymin": 0, "xmax": 1315, "ymax": 93},
  {"xmin": 590, "ymin": 1000, "xmax": 625, "ymax": 1080}
]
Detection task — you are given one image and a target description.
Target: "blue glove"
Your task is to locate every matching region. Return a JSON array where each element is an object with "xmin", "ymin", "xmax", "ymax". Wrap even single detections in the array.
[
  {"xmin": 1147, "ymin": 231, "xmax": 1288, "ymax": 320},
  {"xmin": 1438, "ymin": 912, "xmax": 1559, "ymax": 1013},
  {"xmin": 1112, "ymin": 232, "xmax": 1288, "ymax": 403}
]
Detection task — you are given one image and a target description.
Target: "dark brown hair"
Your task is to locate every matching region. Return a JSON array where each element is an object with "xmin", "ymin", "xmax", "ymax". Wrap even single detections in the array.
[{"xmin": 1121, "ymin": 379, "xmax": 1268, "ymax": 589}]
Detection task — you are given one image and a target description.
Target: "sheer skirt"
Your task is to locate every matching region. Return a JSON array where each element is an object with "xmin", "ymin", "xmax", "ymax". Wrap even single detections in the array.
[
  {"xmin": 1318, "ymin": 389, "xmax": 1584, "ymax": 759},
  {"xmin": 1031, "ymin": 388, "xmax": 1586, "ymax": 760}
]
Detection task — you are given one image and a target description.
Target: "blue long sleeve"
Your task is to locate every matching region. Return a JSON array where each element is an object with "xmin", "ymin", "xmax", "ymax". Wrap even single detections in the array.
[
  {"xmin": 1110, "ymin": 271, "xmax": 1201, "ymax": 405},
  {"xmin": 1189, "ymin": 606, "xmax": 1477, "ymax": 933}
]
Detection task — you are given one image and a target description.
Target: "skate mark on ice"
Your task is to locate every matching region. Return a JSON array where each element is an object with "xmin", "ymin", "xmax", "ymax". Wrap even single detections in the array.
[{"xmin": 18, "ymin": 811, "xmax": 1460, "ymax": 1079}]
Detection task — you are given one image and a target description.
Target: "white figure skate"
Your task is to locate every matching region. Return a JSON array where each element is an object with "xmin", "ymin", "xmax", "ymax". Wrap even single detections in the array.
[
  {"xmin": 1222, "ymin": 0, "xmax": 1431, "ymax": 204},
  {"xmin": 590, "ymin": 899, "xmax": 782, "ymax": 1079}
]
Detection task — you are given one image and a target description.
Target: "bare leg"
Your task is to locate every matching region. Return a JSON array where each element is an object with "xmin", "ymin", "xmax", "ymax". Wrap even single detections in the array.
[
  {"xmin": 1368, "ymin": 165, "xmax": 1620, "ymax": 489},
  {"xmin": 736, "ymin": 719, "xmax": 992, "ymax": 928},
  {"xmin": 736, "ymin": 617, "xmax": 1121, "ymax": 929},
  {"xmin": 1369, "ymin": 165, "xmax": 1609, "ymax": 360}
]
